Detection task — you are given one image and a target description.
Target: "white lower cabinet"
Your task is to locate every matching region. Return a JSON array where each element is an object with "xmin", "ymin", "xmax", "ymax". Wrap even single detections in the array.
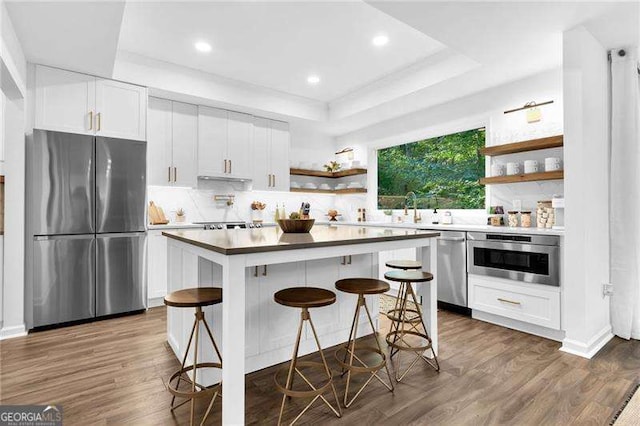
[
  {"xmin": 147, "ymin": 231, "xmax": 168, "ymax": 301},
  {"xmin": 468, "ymin": 274, "xmax": 561, "ymax": 330}
]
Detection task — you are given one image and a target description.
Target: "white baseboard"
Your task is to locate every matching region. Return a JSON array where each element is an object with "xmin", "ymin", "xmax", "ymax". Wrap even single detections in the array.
[
  {"xmin": 560, "ymin": 325, "xmax": 613, "ymax": 359},
  {"xmin": 472, "ymin": 310, "xmax": 565, "ymax": 342},
  {"xmin": 147, "ymin": 297, "xmax": 165, "ymax": 308},
  {"xmin": 0, "ymin": 324, "xmax": 27, "ymax": 340}
]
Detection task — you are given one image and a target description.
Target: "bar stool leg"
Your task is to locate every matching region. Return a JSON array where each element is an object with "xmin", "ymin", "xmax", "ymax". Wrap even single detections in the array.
[
  {"xmin": 307, "ymin": 312, "xmax": 343, "ymax": 420},
  {"xmin": 342, "ymin": 295, "xmax": 394, "ymax": 408},
  {"xmin": 278, "ymin": 308, "xmax": 342, "ymax": 425},
  {"xmin": 171, "ymin": 317, "xmax": 198, "ymax": 409},
  {"xmin": 407, "ymin": 283, "xmax": 440, "ymax": 371},
  {"xmin": 190, "ymin": 308, "xmax": 200, "ymax": 426}
]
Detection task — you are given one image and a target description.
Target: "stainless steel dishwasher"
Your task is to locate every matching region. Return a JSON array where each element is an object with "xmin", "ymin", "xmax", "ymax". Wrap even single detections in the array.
[{"xmin": 434, "ymin": 231, "xmax": 468, "ymax": 311}]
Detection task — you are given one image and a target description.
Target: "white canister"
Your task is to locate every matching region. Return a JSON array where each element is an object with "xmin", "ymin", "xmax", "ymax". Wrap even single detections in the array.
[
  {"xmin": 524, "ymin": 160, "xmax": 539, "ymax": 174},
  {"xmin": 491, "ymin": 163, "xmax": 506, "ymax": 177},
  {"xmin": 545, "ymin": 157, "xmax": 562, "ymax": 171},
  {"xmin": 506, "ymin": 162, "xmax": 521, "ymax": 176}
]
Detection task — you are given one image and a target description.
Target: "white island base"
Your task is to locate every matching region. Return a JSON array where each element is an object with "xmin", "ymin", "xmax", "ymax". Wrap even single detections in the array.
[{"xmin": 164, "ymin": 226, "xmax": 439, "ymax": 424}]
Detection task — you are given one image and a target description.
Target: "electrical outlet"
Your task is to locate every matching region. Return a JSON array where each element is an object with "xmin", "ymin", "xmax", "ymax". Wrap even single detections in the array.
[{"xmin": 603, "ymin": 283, "xmax": 614, "ymax": 297}]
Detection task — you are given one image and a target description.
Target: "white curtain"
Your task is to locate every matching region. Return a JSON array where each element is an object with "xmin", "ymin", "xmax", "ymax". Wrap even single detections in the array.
[{"xmin": 610, "ymin": 47, "xmax": 640, "ymax": 339}]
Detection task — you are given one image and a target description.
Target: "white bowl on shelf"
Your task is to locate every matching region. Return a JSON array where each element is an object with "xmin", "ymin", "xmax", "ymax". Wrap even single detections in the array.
[
  {"xmin": 335, "ymin": 183, "xmax": 347, "ymax": 190},
  {"xmin": 290, "ymin": 181, "xmax": 300, "ymax": 189},
  {"xmin": 319, "ymin": 184, "xmax": 331, "ymax": 190},
  {"xmin": 303, "ymin": 183, "xmax": 317, "ymax": 189}
]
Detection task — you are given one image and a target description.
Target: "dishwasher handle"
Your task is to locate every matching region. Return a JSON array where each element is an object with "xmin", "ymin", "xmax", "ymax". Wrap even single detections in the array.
[{"xmin": 437, "ymin": 237, "xmax": 466, "ymax": 242}]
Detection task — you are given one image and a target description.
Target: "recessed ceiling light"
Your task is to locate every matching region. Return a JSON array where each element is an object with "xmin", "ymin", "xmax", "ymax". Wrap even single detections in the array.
[
  {"xmin": 194, "ymin": 41, "xmax": 212, "ymax": 53},
  {"xmin": 372, "ymin": 34, "xmax": 389, "ymax": 47},
  {"xmin": 307, "ymin": 75, "xmax": 320, "ymax": 85}
]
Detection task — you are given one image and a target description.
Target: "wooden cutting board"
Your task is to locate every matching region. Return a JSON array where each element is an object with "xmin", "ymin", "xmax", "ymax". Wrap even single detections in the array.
[{"xmin": 149, "ymin": 201, "xmax": 169, "ymax": 225}]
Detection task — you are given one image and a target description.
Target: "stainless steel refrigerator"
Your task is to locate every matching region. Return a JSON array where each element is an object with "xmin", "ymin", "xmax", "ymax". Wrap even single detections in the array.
[{"xmin": 26, "ymin": 129, "xmax": 147, "ymax": 328}]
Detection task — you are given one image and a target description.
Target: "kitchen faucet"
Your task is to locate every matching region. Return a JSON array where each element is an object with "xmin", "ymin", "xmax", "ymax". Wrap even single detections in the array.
[{"xmin": 405, "ymin": 191, "xmax": 421, "ymax": 223}]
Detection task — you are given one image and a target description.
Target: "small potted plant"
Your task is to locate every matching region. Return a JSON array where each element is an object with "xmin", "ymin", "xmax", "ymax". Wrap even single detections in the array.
[
  {"xmin": 251, "ymin": 201, "xmax": 266, "ymax": 223},
  {"xmin": 323, "ymin": 161, "xmax": 341, "ymax": 172}
]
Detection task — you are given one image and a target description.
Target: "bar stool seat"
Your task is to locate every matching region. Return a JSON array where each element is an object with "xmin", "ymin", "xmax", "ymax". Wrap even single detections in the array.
[
  {"xmin": 274, "ymin": 287, "xmax": 342, "ymax": 425},
  {"xmin": 164, "ymin": 287, "xmax": 222, "ymax": 307},
  {"xmin": 274, "ymin": 287, "xmax": 335, "ymax": 308},
  {"xmin": 385, "ymin": 259, "xmax": 422, "ymax": 270},
  {"xmin": 335, "ymin": 278, "xmax": 394, "ymax": 408},
  {"xmin": 164, "ymin": 287, "xmax": 223, "ymax": 426},
  {"xmin": 383, "ymin": 270, "xmax": 439, "ymax": 382}
]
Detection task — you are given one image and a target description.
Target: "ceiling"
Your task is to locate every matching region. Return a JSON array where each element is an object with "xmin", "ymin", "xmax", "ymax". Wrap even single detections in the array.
[
  {"xmin": 118, "ymin": 1, "xmax": 445, "ymax": 102},
  {"xmin": 5, "ymin": 1, "xmax": 638, "ymax": 136}
]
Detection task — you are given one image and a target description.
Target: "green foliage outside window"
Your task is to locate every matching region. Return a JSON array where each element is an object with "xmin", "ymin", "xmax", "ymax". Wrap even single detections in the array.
[{"xmin": 377, "ymin": 128, "xmax": 486, "ymax": 209}]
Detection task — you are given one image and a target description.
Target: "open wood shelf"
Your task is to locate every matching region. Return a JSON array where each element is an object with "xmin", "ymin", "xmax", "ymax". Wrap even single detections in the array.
[
  {"xmin": 290, "ymin": 168, "xmax": 367, "ymax": 178},
  {"xmin": 479, "ymin": 170, "xmax": 563, "ymax": 185},
  {"xmin": 0, "ymin": 176, "xmax": 4, "ymax": 183},
  {"xmin": 290, "ymin": 187, "xmax": 367, "ymax": 194},
  {"xmin": 480, "ymin": 135, "xmax": 563, "ymax": 156}
]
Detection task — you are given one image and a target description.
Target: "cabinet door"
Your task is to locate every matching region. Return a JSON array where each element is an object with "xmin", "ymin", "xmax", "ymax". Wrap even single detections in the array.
[
  {"xmin": 226, "ymin": 111, "xmax": 253, "ymax": 179},
  {"xmin": 147, "ymin": 97, "xmax": 173, "ymax": 186},
  {"xmin": 339, "ymin": 254, "xmax": 377, "ymax": 333},
  {"xmin": 147, "ymin": 232, "xmax": 168, "ymax": 300},
  {"xmin": 35, "ymin": 65, "xmax": 95, "ymax": 135},
  {"xmin": 251, "ymin": 117, "xmax": 270, "ymax": 191},
  {"xmin": 198, "ymin": 106, "xmax": 227, "ymax": 177},
  {"xmin": 270, "ymin": 120, "xmax": 290, "ymax": 191},
  {"xmin": 305, "ymin": 258, "xmax": 341, "ymax": 337},
  {"xmin": 259, "ymin": 262, "xmax": 305, "ymax": 353},
  {"xmin": 171, "ymin": 101, "xmax": 198, "ymax": 187},
  {"xmin": 95, "ymin": 79, "xmax": 147, "ymax": 141}
]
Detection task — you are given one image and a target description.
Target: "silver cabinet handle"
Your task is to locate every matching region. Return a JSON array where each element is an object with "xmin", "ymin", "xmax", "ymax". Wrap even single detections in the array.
[
  {"xmin": 173, "ymin": 167, "xmax": 177, "ymax": 182},
  {"xmin": 272, "ymin": 173, "xmax": 275, "ymax": 187},
  {"xmin": 223, "ymin": 159, "xmax": 227, "ymax": 173},
  {"xmin": 168, "ymin": 166, "xmax": 171, "ymax": 183},
  {"xmin": 437, "ymin": 237, "xmax": 466, "ymax": 242},
  {"xmin": 89, "ymin": 111, "xmax": 93, "ymax": 130},
  {"xmin": 262, "ymin": 265, "xmax": 268, "ymax": 276},
  {"xmin": 229, "ymin": 159, "xmax": 232, "ymax": 174},
  {"xmin": 254, "ymin": 266, "xmax": 259, "ymax": 277},
  {"xmin": 348, "ymin": 255, "xmax": 352, "ymax": 264},
  {"xmin": 340, "ymin": 256, "xmax": 346, "ymax": 265},
  {"xmin": 96, "ymin": 112, "xmax": 101, "ymax": 131}
]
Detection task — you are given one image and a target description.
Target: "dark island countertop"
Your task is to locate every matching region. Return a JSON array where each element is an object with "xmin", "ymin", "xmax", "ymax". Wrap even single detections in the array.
[{"xmin": 163, "ymin": 224, "xmax": 440, "ymax": 255}]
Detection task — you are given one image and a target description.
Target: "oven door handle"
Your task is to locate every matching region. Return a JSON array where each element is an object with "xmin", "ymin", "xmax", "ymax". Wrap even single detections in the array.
[{"xmin": 437, "ymin": 237, "xmax": 465, "ymax": 242}]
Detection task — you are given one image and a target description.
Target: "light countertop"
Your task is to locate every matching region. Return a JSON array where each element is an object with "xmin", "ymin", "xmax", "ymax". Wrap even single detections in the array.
[
  {"xmin": 310, "ymin": 220, "xmax": 565, "ymax": 236},
  {"xmin": 162, "ymin": 225, "xmax": 440, "ymax": 255},
  {"xmin": 147, "ymin": 223, "xmax": 203, "ymax": 230}
]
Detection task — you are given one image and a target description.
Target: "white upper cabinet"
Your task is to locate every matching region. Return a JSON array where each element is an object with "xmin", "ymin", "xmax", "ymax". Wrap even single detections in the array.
[
  {"xmin": 226, "ymin": 111, "xmax": 253, "ymax": 179},
  {"xmin": 270, "ymin": 120, "xmax": 290, "ymax": 191},
  {"xmin": 147, "ymin": 97, "xmax": 172, "ymax": 186},
  {"xmin": 35, "ymin": 65, "xmax": 147, "ymax": 141},
  {"xmin": 252, "ymin": 118, "xmax": 290, "ymax": 191},
  {"xmin": 147, "ymin": 97, "xmax": 197, "ymax": 187},
  {"xmin": 197, "ymin": 107, "xmax": 252, "ymax": 179},
  {"xmin": 198, "ymin": 106, "xmax": 227, "ymax": 176},
  {"xmin": 35, "ymin": 65, "xmax": 95, "ymax": 135},
  {"xmin": 171, "ymin": 102, "xmax": 198, "ymax": 187},
  {"xmin": 95, "ymin": 79, "xmax": 147, "ymax": 141},
  {"xmin": 251, "ymin": 118, "xmax": 270, "ymax": 191}
]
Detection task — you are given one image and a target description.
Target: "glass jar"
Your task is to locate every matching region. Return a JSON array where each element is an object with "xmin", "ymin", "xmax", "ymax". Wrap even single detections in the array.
[
  {"xmin": 507, "ymin": 211, "xmax": 519, "ymax": 227},
  {"xmin": 521, "ymin": 211, "xmax": 532, "ymax": 227}
]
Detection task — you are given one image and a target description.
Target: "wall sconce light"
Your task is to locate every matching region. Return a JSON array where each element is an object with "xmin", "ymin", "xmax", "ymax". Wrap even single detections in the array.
[
  {"xmin": 335, "ymin": 147, "xmax": 354, "ymax": 161},
  {"xmin": 504, "ymin": 100, "xmax": 553, "ymax": 123}
]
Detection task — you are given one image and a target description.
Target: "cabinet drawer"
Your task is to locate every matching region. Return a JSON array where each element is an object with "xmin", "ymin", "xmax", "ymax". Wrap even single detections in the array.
[{"xmin": 469, "ymin": 275, "xmax": 560, "ymax": 330}]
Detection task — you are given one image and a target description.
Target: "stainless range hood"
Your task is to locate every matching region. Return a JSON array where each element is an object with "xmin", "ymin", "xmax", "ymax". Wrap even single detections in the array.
[{"xmin": 198, "ymin": 175, "xmax": 251, "ymax": 182}]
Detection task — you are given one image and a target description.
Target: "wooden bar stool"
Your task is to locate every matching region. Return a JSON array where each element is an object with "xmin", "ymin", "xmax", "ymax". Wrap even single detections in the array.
[
  {"xmin": 384, "ymin": 270, "xmax": 439, "ymax": 382},
  {"xmin": 384, "ymin": 259, "xmax": 422, "ymax": 270},
  {"xmin": 273, "ymin": 287, "xmax": 342, "ymax": 425},
  {"xmin": 335, "ymin": 278, "xmax": 394, "ymax": 408},
  {"xmin": 164, "ymin": 288, "xmax": 223, "ymax": 426}
]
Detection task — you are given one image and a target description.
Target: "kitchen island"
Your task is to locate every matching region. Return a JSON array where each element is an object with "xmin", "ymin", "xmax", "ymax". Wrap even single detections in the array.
[{"xmin": 163, "ymin": 224, "xmax": 440, "ymax": 424}]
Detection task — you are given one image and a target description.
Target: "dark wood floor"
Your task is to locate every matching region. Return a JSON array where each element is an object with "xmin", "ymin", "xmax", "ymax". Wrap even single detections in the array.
[{"xmin": 1, "ymin": 307, "xmax": 639, "ymax": 425}]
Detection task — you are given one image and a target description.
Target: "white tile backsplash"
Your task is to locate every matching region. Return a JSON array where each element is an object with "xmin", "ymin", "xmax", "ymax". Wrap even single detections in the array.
[{"xmin": 148, "ymin": 184, "xmax": 367, "ymax": 224}]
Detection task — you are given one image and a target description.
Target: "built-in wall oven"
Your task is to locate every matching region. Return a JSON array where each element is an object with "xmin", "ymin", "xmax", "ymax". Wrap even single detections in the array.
[{"xmin": 467, "ymin": 232, "xmax": 560, "ymax": 286}]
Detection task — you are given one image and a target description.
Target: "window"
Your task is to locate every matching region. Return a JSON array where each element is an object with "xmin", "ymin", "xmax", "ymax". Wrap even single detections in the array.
[{"xmin": 377, "ymin": 128, "xmax": 485, "ymax": 210}]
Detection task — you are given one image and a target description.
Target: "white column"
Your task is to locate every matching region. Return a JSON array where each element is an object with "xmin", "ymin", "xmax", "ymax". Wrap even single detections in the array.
[{"xmin": 221, "ymin": 255, "xmax": 246, "ymax": 425}]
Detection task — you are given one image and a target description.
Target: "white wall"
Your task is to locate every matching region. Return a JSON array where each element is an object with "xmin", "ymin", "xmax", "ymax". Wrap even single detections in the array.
[
  {"xmin": 561, "ymin": 25, "xmax": 612, "ymax": 358},
  {"xmin": 0, "ymin": 0, "xmax": 26, "ymax": 338},
  {"xmin": 336, "ymin": 69, "xmax": 564, "ymax": 217}
]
